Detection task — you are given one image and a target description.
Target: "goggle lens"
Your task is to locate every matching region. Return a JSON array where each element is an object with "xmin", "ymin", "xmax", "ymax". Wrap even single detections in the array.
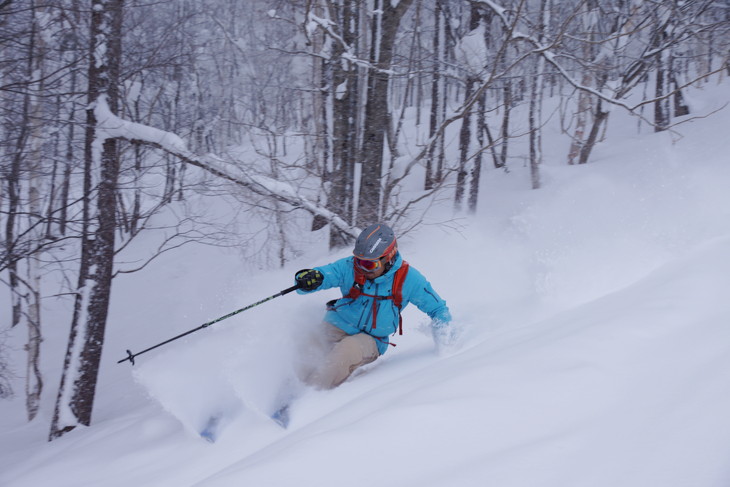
[{"xmin": 355, "ymin": 257, "xmax": 381, "ymax": 272}]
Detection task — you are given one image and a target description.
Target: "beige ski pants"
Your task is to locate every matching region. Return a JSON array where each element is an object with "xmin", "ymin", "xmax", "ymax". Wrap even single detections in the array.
[{"xmin": 302, "ymin": 322, "xmax": 379, "ymax": 390}]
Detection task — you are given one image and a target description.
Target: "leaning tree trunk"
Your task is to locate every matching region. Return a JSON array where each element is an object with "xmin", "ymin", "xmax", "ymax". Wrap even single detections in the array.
[
  {"xmin": 567, "ymin": 69, "xmax": 593, "ymax": 164},
  {"xmin": 578, "ymin": 97, "xmax": 609, "ymax": 165},
  {"xmin": 50, "ymin": 0, "xmax": 124, "ymax": 441}
]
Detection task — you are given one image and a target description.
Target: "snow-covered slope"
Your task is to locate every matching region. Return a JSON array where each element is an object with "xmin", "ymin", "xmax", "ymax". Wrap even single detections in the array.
[
  {"xmin": 199, "ymin": 236, "xmax": 730, "ymax": 487},
  {"xmin": 1, "ymin": 81, "xmax": 729, "ymax": 487}
]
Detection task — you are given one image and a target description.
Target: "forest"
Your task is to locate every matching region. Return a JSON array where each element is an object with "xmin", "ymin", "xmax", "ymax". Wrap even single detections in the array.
[{"xmin": 1, "ymin": 0, "xmax": 728, "ymax": 441}]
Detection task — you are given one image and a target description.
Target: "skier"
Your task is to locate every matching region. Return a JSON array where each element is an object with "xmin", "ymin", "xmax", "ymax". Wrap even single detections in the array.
[{"xmin": 294, "ymin": 223, "xmax": 453, "ymax": 389}]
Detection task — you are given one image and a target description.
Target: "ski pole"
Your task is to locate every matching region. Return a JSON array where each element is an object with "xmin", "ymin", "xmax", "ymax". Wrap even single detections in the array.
[{"xmin": 118, "ymin": 283, "xmax": 300, "ymax": 365}]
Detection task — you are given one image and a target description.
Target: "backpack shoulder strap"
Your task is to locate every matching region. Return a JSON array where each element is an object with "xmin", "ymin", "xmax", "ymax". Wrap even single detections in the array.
[
  {"xmin": 392, "ymin": 261, "xmax": 409, "ymax": 310},
  {"xmin": 343, "ymin": 271, "xmax": 366, "ymax": 300},
  {"xmin": 392, "ymin": 261, "xmax": 409, "ymax": 335}
]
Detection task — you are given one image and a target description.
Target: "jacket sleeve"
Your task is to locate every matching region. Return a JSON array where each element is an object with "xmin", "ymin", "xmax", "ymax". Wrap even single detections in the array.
[
  {"xmin": 405, "ymin": 267, "xmax": 451, "ymax": 325},
  {"xmin": 296, "ymin": 257, "xmax": 353, "ymax": 295}
]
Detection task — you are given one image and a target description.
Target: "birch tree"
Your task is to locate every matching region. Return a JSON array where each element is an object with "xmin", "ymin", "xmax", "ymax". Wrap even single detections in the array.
[
  {"xmin": 527, "ymin": 0, "xmax": 549, "ymax": 189},
  {"xmin": 0, "ymin": 0, "xmax": 65, "ymax": 421},
  {"xmin": 23, "ymin": 1, "xmax": 48, "ymax": 421}
]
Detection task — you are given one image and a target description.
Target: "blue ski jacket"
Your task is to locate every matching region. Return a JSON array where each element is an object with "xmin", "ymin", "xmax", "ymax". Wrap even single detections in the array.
[{"xmin": 297, "ymin": 253, "xmax": 451, "ymax": 354}]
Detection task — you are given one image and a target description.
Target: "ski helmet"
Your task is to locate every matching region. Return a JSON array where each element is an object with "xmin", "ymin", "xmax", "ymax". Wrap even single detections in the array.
[{"xmin": 353, "ymin": 223, "xmax": 398, "ymax": 263}]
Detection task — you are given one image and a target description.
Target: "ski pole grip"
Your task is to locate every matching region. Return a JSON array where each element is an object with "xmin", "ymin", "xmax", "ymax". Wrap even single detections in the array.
[{"xmin": 282, "ymin": 283, "xmax": 302, "ymax": 294}]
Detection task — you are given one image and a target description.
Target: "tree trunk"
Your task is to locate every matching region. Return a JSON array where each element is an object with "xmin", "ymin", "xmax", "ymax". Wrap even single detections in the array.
[
  {"xmin": 468, "ymin": 92, "xmax": 487, "ymax": 213},
  {"xmin": 670, "ymin": 55, "xmax": 690, "ymax": 117},
  {"xmin": 528, "ymin": 57, "xmax": 542, "ymax": 189},
  {"xmin": 568, "ymin": 73, "xmax": 592, "ymax": 165},
  {"xmin": 566, "ymin": 0, "xmax": 597, "ymax": 165},
  {"xmin": 455, "ymin": 78, "xmax": 475, "ymax": 209},
  {"xmin": 58, "ymin": 64, "xmax": 78, "ymax": 237},
  {"xmin": 328, "ymin": 0, "xmax": 359, "ymax": 248},
  {"xmin": 4, "ymin": 3, "xmax": 38, "ymax": 329},
  {"xmin": 499, "ymin": 81, "xmax": 511, "ymax": 168},
  {"xmin": 25, "ymin": 2, "xmax": 47, "ymax": 421},
  {"xmin": 50, "ymin": 0, "xmax": 124, "ymax": 441},
  {"xmin": 578, "ymin": 99, "xmax": 609, "ymax": 165},
  {"xmin": 528, "ymin": 0, "xmax": 548, "ymax": 185},
  {"xmin": 4, "ymin": 148, "xmax": 22, "ymax": 329},
  {"xmin": 357, "ymin": 0, "xmax": 414, "ymax": 226},
  {"xmin": 654, "ymin": 48, "xmax": 669, "ymax": 132},
  {"xmin": 425, "ymin": 0, "xmax": 442, "ymax": 190}
]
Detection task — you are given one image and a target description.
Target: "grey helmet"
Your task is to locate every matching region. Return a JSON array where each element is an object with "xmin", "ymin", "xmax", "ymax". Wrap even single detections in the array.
[{"xmin": 353, "ymin": 223, "xmax": 398, "ymax": 262}]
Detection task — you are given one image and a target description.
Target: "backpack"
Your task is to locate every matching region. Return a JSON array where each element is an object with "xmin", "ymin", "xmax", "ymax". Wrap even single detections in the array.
[
  {"xmin": 330, "ymin": 261, "xmax": 411, "ymax": 338},
  {"xmin": 347, "ymin": 260, "xmax": 410, "ymax": 336}
]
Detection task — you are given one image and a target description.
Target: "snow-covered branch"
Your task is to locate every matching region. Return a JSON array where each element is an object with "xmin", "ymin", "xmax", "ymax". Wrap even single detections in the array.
[
  {"xmin": 93, "ymin": 96, "xmax": 358, "ymax": 239},
  {"xmin": 302, "ymin": 8, "xmax": 396, "ymax": 75}
]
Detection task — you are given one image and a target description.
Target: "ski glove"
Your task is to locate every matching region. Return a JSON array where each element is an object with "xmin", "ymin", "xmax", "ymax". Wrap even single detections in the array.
[
  {"xmin": 295, "ymin": 269, "xmax": 324, "ymax": 291},
  {"xmin": 432, "ymin": 320, "xmax": 457, "ymax": 355}
]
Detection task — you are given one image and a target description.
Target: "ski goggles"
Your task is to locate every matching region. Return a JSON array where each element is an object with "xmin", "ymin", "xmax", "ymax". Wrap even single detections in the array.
[{"xmin": 354, "ymin": 257, "xmax": 384, "ymax": 272}]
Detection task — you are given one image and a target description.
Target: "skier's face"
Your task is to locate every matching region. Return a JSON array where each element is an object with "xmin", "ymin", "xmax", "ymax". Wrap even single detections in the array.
[
  {"xmin": 362, "ymin": 262, "xmax": 386, "ymax": 279},
  {"xmin": 355, "ymin": 256, "xmax": 387, "ymax": 279}
]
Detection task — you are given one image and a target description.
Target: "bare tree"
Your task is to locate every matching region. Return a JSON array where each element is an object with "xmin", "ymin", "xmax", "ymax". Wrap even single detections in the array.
[
  {"xmin": 357, "ymin": 0, "xmax": 415, "ymax": 226},
  {"xmin": 476, "ymin": 0, "xmax": 727, "ymax": 167},
  {"xmin": 315, "ymin": 0, "xmax": 362, "ymax": 247},
  {"xmin": 0, "ymin": 0, "xmax": 70, "ymax": 421},
  {"xmin": 425, "ymin": 0, "xmax": 444, "ymax": 190}
]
